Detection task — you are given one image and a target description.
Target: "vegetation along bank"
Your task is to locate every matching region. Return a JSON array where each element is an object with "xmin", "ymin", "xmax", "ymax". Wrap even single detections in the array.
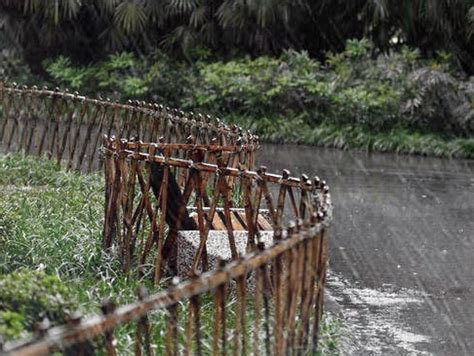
[{"xmin": 3, "ymin": 39, "xmax": 473, "ymax": 158}]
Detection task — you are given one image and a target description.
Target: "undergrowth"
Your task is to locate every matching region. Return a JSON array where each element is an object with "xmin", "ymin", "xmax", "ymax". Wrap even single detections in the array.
[
  {"xmin": 0, "ymin": 154, "xmax": 153, "ymax": 340},
  {"xmin": 32, "ymin": 40, "xmax": 474, "ymax": 159}
]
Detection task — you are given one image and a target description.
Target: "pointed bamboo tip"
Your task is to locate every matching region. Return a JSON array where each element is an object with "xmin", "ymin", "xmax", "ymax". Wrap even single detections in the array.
[
  {"xmin": 171, "ymin": 276, "xmax": 181, "ymax": 286},
  {"xmin": 287, "ymin": 221, "xmax": 297, "ymax": 234}
]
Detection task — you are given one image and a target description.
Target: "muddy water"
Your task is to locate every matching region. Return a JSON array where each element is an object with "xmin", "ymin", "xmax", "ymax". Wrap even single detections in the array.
[{"xmin": 259, "ymin": 144, "xmax": 474, "ymax": 355}]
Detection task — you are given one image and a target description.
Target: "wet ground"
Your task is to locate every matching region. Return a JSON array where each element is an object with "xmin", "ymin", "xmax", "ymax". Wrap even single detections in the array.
[{"xmin": 260, "ymin": 144, "xmax": 474, "ymax": 355}]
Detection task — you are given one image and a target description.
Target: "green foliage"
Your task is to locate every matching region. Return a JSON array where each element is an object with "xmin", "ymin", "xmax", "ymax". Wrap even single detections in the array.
[
  {"xmin": 0, "ymin": 153, "xmax": 63, "ymax": 186},
  {"xmin": 45, "ymin": 53, "xmax": 149, "ymax": 99},
  {"xmin": 186, "ymin": 42, "xmax": 473, "ymax": 136},
  {"xmin": 0, "ymin": 153, "xmax": 162, "ymax": 344},
  {"xmin": 0, "ymin": 269, "xmax": 77, "ymax": 339},
  {"xmin": 39, "ymin": 39, "xmax": 474, "ymax": 157},
  {"xmin": 232, "ymin": 118, "xmax": 474, "ymax": 158},
  {"xmin": 317, "ymin": 312, "xmax": 343, "ymax": 355},
  {"xmin": 0, "ymin": 154, "xmax": 104, "ymax": 276},
  {"xmin": 344, "ymin": 38, "xmax": 371, "ymax": 58},
  {"xmin": 44, "ymin": 51, "xmax": 194, "ymax": 105},
  {"xmin": 0, "ymin": 154, "xmax": 344, "ymax": 352},
  {"xmin": 0, "ymin": 311, "xmax": 25, "ymax": 339},
  {"xmin": 0, "ymin": 53, "xmax": 39, "ymax": 85}
]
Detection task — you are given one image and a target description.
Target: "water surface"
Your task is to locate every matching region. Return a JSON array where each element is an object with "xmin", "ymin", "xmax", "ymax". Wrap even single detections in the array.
[{"xmin": 260, "ymin": 144, "xmax": 474, "ymax": 354}]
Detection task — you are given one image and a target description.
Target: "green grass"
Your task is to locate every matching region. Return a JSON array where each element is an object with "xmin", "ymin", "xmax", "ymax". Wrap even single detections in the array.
[
  {"xmin": 225, "ymin": 115, "xmax": 474, "ymax": 159},
  {"xmin": 317, "ymin": 312, "xmax": 343, "ymax": 355},
  {"xmin": 0, "ymin": 154, "xmax": 105, "ymax": 277},
  {"xmin": 0, "ymin": 153, "xmax": 342, "ymax": 353}
]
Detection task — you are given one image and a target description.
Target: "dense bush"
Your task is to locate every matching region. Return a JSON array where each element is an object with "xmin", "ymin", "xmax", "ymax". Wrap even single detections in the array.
[
  {"xmin": 43, "ymin": 52, "xmax": 194, "ymax": 107},
  {"xmin": 188, "ymin": 40, "xmax": 473, "ymax": 136},
  {"xmin": 0, "ymin": 269, "xmax": 76, "ymax": 339},
  {"xmin": 43, "ymin": 39, "xmax": 474, "ymax": 137},
  {"xmin": 2, "ymin": 38, "xmax": 472, "ymax": 156}
]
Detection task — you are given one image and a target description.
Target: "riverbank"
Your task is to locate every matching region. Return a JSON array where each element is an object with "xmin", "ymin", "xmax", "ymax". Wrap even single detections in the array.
[{"xmin": 227, "ymin": 117, "xmax": 474, "ymax": 159}]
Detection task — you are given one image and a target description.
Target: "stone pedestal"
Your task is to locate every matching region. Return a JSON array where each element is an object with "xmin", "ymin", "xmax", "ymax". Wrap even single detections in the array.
[{"xmin": 176, "ymin": 231, "xmax": 274, "ymax": 280}]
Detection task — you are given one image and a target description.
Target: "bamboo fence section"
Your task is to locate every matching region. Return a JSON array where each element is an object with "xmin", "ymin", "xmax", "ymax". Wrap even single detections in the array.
[
  {"xmin": 101, "ymin": 137, "xmax": 331, "ymax": 285},
  {"xmin": 0, "ymin": 81, "xmax": 258, "ymax": 172},
  {"xmin": 3, "ymin": 214, "xmax": 330, "ymax": 356},
  {"xmin": 0, "ymin": 80, "xmax": 332, "ymax": 355}
]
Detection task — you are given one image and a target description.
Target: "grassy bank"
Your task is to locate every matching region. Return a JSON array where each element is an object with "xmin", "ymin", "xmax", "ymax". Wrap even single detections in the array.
[
  {"xmin": 226, "ymin": 116, "xmax": 474, "ymax": 159},
  {"xmin": 0, "ymin": 154, "xmax": 341, "ymax": 353}
]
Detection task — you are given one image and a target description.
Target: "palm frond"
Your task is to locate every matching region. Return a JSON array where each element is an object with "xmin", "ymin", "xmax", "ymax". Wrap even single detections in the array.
[
  {"xmin": 114, "ymin": 1, "xmax": 147, "ymax": 35},
  {"xmin": 467, "ymin": 6, "xmax": 474, "ymax": 38},
  {"xmin": 144, "ymin": 0, "xmax": 167, "ymax": 25},
  {"xmin": 96, "ymin": 0, "xmax": 120, "ymax": 16},
  {"xmin": 189, "ymin": 5, "xmax": 208, "ymax": 28},
  {"xmin": 167, "ymin": 0, "xmax": 199, "ymax": 15}
]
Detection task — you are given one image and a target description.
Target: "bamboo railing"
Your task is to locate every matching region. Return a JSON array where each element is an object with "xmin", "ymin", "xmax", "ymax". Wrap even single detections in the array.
[
  {"xmin": 101, "ymin": 137, "xmax": 330, "ymax": 284},
  {"xmin": 0, "ymin": 81, "xmax": 332, "ymax": 355},
  {"xmin": 0, "ymin": 82, "xmax": 258, "ymax": 172}
]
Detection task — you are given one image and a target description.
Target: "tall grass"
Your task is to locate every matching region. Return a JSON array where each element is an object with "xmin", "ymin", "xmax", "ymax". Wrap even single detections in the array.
[{"xmin": 0, "ymin": 154, "xmax": 104, "ymax": 277}]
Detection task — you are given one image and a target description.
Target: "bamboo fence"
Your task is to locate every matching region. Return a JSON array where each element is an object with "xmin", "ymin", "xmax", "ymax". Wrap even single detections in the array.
[
  {"xmin": 0, "ymin": 80, "xmax": 332, "ymax": 355},
  {"xmin": 101, "ymin": 137, "xmax": 330, "ymax": 283},
  {"xmin": 0, "ymin": 81, "xmax": 258, "ymax": 172},
  {"xmin": 3, "ymin": 219, "xmax": 329, "ymax": 355}
]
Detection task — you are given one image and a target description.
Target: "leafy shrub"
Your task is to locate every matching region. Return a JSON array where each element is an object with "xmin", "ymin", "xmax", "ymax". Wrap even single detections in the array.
[
  {"xmin": 405, "ymin": 68, "xmax": 474, "ymax": 134},
  {"xmin": 188, "ymin": 42, "xmax": 473, "ymax": 135},
  {"xmin": 44, "ymin": 52, "xmax": 194, "ymax": 106},
  {"xmin": 0, "ymin": 269, "xmax": 77, "ymax": 340},
  {"xmin": 0, "ymin": 52, "xmax": 39, "ymax": 85},
  {"xmin": 35, "ymin": 39, "xmax": 474, "ymax": 141}
]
